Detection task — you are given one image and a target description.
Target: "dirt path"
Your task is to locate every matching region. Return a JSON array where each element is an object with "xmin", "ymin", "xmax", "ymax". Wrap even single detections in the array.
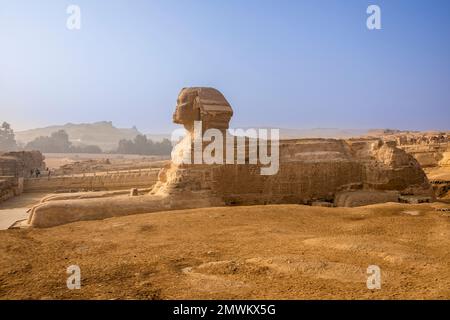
[
  {"xmin": 1, "ymin": 203, "xmax": 449, "ymax": 299},
  {"xmin": 0, "ymin": 193, "xmax": 46, "ymax": 230},
  {"xmin": 0, "ymin": 193, "xmax": 46, "ymax": 210}
]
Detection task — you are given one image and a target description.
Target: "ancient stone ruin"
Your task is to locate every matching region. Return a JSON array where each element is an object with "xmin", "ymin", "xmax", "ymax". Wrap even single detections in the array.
[
  {"xmin": 0, "ymin": 151, "xmax": 45, "ymax": 178},
  {"xmin": 374, "ymin": 131, "xmax": 450, "ymax": 168},
  {"xmin": 26, "ymin": 87, "xmax": 433, "ymax": 228},
  {"xmin": 0, "ymin": 151, "xmax": 45, "ymax": 202},
  {"xmin": 367, "ymin": 131, "xmax": 450, "ymax": 199}
]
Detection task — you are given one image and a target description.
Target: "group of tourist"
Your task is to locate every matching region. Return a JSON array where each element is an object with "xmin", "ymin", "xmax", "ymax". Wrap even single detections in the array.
[{"xmin": 30, "ymin": 167, "xmax": 52, "ymax": 178}]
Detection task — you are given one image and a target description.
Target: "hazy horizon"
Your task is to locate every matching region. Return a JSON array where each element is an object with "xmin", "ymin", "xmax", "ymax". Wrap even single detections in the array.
[
  {"xmin": 1, "ymin": 0, "xmax": 450, "ymax": 132},
  {"xmin": 7, "ymin": 119, "xmax": 450, "ymax": 136}
]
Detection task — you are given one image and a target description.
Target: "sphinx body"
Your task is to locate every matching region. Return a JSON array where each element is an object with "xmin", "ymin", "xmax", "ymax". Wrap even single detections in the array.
[{"xmin": 27, "ymin": 87, "xmax": 433, "ymax": 228}]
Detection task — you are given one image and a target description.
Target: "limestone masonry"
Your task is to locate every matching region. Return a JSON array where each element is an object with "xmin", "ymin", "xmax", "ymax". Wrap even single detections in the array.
[{"xmin": 0, "ymin": 151, "xmax": 45, "ymax": 203}]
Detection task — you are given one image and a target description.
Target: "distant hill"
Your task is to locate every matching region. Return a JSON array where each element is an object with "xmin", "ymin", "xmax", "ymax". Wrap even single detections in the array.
[
  {"xmin": 16, "ymin": 121, "xmax": 142, "ymax": 151},
  {"xmin": 15, "ymin": 124, "xmax": 389, "ymax": 153},
  {"xmin": 146, "ymin": 128, "xmax": 372, "ymax": 141},
  {"xmin": 229, "ymin": 127, "xmax": 370, "ymax": 139},
  {"xmin": 366, "ymin": 128, "xmax": 450, "ymax": 137},
  {"xmin": 277, "ymin": 128, "xmax": 369, "ymax": 139}
]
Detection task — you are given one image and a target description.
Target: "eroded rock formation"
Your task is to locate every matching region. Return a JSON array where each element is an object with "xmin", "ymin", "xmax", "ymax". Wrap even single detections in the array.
[
  {"xmin": 26, "ymin": 88, "xmax": 433, "ymax": 227},
  {"xmin": 381, "ymin": 132, "xmax": 450, "ymax": 168},
  {"xmin": 368, "ymin": 131, "xmax": 450, "ymax": 198}
]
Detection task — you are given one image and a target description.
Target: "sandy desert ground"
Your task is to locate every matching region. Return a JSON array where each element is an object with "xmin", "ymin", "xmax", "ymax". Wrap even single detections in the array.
[{"xmin": 1, "ymin": 202, "xmax": 449, "ymax": 300}]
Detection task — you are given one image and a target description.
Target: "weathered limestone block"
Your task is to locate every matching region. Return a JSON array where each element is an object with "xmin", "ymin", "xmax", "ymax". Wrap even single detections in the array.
[
  {"xmin": 27, "ymin": 192, "xmax": 222, "ymax": 228},
  {"xmin": 0, "ymin": 151, "xmax": 45, "ymax": 177},
  {"xmin": 0, "ymin": 151, "xmax": 45, "ymax": 203},
  {"xmin": 334, "ymin": 190, "xmax": 400, "ymax": 207},
  {"xmin": 381, "ymin": 131, "xmax": 450, "ymax": 169},
  {"xmin": 439, "ymin": 152, "xmax": 450, "ymax": 167},
  {"xmin": 0, "ymin": 157, "xmax": 18, "ymax": 177},
  {"xmin": 399, "ymin": 195, "xmax": 433, "ymax": 204},
  {"xmin": 0, "ymin": 178, "xmax": 15, "ymax": 202},
  {"xmin": 362, "ymin": 143, "xmax": 431, "ymax": 195},
  {"xmin": 29, "ymin": 195, "xmax": 167, "ymax": 228}
]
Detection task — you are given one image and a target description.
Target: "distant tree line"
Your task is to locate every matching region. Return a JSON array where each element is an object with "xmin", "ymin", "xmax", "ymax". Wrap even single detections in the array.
[
  {"xmin": 25, "ymin": 130, "xmax": 102, "ymax": 153},
  {"xmin": 116, "ymin": 134, "xmax": 172, "ymax": 155},
  {"xmin": 0, "ymin": 122, "xmax": 18, "ymax": 152},
  {"xmin": 1, "ymin": 122, "xmax": 172, "ymax": 155}
]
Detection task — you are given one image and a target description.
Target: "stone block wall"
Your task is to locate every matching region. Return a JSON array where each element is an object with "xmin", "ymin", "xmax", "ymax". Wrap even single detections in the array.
[
  {"xmin": 23, "ymin": 169, "xmax": 160, "ymax": 193},
  {"xmin": 0, "ymin": 151, "xmax": 45, "ymax": 177},
  {"xmin": 0, "ymin": 151, "xmax": 45, "ymax": 203},
  {"xmin": 208, "ymin": 160, "xmax": 363, "ymax": 205},
  {"xmin": 0, "ymin": 177, "xmax": 22, "ymax": 202}
]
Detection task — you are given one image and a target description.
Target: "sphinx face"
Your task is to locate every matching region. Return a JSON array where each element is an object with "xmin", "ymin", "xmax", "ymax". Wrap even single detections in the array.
[
  {"xmin": 173, "ymin": 87, "xmax": 233, "ymax": 133},
  {"xmin": 173, "ymin": 89, "xmax": 198, "ymax": 131}
]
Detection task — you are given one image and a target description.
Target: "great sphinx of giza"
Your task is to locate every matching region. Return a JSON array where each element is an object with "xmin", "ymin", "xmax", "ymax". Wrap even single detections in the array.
[{"xmin": 26, "ymin": 87, "xmax": 434, "ymax": 228}]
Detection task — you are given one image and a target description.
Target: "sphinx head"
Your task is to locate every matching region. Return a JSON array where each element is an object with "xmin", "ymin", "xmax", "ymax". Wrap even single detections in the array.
[{"xmin": 173, "ymin": 87, "xmax": 233, "ymax": 133}]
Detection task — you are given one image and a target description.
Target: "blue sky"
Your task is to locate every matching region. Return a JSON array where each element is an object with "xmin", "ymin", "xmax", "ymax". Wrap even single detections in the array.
[{"xmin": 1, "ymin": 0, "xmax": 449, "ymax": 133}]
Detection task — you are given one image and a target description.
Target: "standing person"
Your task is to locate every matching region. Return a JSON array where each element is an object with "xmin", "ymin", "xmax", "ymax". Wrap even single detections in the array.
[{"xmin": 35, "ymin": 168, "xmax": 40, "ymax": 178}]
